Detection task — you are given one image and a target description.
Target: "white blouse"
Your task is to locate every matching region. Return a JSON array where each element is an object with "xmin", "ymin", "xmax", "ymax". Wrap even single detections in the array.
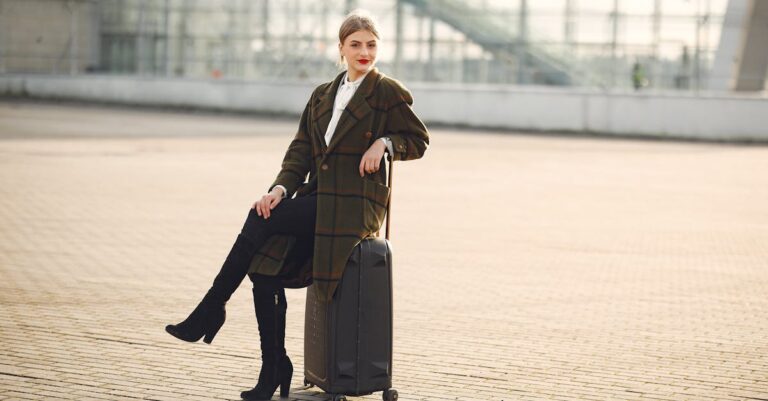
[{"xmin": 324, "ymin": 70, "xmax": 368, "ymax": 145}]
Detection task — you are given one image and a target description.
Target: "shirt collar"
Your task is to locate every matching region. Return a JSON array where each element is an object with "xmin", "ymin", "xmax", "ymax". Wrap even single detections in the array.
[{"xmin": 342, "ymin": 70, "xmax": 369, "ymax": 89}]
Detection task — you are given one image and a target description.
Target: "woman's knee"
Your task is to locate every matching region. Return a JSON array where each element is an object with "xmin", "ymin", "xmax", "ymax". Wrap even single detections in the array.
[
  {"xmin": 241, "ymin": 208, "xmax": 272, "ymax": 238},
  {"xmin": 249, "ymin": 272, "xmax": 283, "ymax": 294},
  {"xmin": 248, "ymin": 272, "xmax": 280, "ymax": 286}
]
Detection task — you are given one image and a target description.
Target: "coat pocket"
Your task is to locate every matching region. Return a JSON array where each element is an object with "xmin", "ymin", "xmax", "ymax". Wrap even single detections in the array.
[{"xmin": 361, "ymin": 178, "xmax": 390, "ymax": 233}]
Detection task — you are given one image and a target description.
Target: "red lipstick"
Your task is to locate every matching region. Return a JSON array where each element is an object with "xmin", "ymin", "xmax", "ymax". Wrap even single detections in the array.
[{"xmin": 358, "ymin": 59, "xmax": 369, "ymax": 65}]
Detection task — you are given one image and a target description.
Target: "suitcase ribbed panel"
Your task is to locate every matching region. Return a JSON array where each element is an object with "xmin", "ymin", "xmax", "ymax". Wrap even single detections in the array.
[{"xmin": 304, "ymin": 238, "xmax": 393, "ymax": 396}]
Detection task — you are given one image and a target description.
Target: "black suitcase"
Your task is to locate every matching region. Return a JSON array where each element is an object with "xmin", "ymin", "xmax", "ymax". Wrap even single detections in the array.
[
  {"xmin": 303, "ymin": 159, "xmax": 398, "ymax": 401},
  {"xmin": 304, "ymin": 238, "xmax": 396, "ymax": 401}
]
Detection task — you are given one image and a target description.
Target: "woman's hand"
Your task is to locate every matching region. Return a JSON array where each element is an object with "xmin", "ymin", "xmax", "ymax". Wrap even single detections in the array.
[
  {"xmin": 359, "ymin": 140, "xmax": 387, "ymax": 177},
  {"xmin": 252, "ymin": 187, "xmax": 285, "ymax": 219}
]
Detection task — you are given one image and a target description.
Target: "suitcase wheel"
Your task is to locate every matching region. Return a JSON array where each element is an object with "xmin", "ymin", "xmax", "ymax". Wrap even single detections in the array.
[
  {"xmin": 383, "ymin": 388, "xmax": 398, "ymax": 401},
  {"xmin": 332, "ymin": 394, "xmax": 347, "ymax": 401},
  {"xmin": 303, "ymin": 377, "xmax": 313, "ymax": 388}
]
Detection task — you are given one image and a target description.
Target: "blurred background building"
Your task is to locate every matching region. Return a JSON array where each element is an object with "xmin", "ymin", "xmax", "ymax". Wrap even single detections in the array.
[
  {"xmin": 1, "ymin": 0, "xmax": 767, "ymax": 139},
  {"xmin": 1, "ymin": 0, "xmax": 755, "ymax": 89}
]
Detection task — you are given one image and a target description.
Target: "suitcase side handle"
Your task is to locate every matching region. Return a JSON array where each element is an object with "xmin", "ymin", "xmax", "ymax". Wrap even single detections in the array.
[{"xmin": 385, "ymin": 155, "xmax": 393, "ymax": 240}]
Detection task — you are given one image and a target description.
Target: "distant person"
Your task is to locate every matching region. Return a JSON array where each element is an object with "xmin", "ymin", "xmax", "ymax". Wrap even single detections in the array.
[
  {"xmin": 165, "ymin": 9, "xmax": 429, "ymax": 401},
  {"xmin": 674, "ymin": 46, "xmax": 691, "ymax": 89},
  {"xmin": 632, "ymin": 61, "xmax": 647, "ymax": 91}
]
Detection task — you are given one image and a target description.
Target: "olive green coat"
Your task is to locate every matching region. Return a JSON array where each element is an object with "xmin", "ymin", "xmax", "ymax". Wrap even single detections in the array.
[{"xmin": 248, "ymin": 67, "xmax": 429, "ymax": 302}]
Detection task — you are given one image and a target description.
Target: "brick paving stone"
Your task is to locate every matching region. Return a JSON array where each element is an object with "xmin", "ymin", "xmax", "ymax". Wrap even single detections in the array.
[{"xmin": 1, "ymin": 100, "xmax": 768, "ymax": 400}]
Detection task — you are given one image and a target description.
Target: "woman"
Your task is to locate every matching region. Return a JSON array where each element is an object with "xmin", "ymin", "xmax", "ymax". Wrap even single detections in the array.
[{"xmin": 165, "ymin": 10, "xmax": 429, "ymax": 401}]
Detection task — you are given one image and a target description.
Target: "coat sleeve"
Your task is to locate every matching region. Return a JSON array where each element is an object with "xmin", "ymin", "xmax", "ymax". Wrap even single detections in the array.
[
  {"xmin": 270, "ymin": 96, "xmax": 313, "ymax": 197},
  {"xmin": 383, "ymin": 82, "xmax": 429, "ymax": 161}
]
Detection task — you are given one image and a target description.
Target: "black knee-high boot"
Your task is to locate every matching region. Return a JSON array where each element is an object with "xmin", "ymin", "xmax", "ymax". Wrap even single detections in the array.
[
  {"xmin": 165, "ymin": 233, "xmax": 259, "ymax": 344},
  {"xmin": 241, "ymin": 277, "xmax": 293, "ymax": 400}
]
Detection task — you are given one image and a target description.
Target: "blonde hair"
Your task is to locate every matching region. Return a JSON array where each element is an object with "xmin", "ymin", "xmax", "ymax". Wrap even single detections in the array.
[{"xmin": 338, "ymin": 9, "xmax": 380, "ymax": 65}]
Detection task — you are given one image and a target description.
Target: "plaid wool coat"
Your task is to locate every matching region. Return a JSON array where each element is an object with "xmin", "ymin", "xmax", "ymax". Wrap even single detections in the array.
[{"xmin": 248, "ymin": 67, "xmax": 429, "ymax": 302}]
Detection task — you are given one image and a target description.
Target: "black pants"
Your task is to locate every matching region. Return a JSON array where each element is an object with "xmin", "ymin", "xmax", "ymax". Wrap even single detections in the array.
[{"xmin": 243, "ymin": 195, "xmax": 316, "ymax": 292}]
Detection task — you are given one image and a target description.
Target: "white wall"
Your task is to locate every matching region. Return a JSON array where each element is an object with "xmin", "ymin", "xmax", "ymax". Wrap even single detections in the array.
[
  {"xmin": 412, "ymin": 83, "xmax": 768, "ymax": 141},
  {"xmin": 1, "ymin": 74, "xmax": 767, "ymax": 141}
]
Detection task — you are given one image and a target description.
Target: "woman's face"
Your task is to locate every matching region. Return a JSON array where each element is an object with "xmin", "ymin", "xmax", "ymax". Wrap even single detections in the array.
[{"xmin": 339, "ymin": 30, "xmax": 378, "ymax": 77}]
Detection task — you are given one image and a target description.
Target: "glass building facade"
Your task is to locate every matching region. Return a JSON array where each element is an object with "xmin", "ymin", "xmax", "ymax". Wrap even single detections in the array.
[{"xmin": 3, "ymin": 0, "xmax": 728, "ymax": 91}]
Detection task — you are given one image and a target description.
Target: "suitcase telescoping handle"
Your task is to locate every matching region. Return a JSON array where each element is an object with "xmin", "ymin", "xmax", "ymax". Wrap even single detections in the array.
[{"xmin": 385, "ymin": 155, "xmax": 393, "ymax": 240}]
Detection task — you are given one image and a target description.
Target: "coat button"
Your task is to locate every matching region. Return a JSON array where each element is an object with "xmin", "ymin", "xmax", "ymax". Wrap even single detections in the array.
[
  {"xmin": 321, "ymin": 164, "xmax": 329, "ymax": 170},
  {"xmin": 365, "ymin": 131, "xmax": 372, "ymax": 138}
]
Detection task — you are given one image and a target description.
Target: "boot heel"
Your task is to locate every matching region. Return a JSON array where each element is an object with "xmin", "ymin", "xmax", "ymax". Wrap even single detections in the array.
[
  {"xmin": 202, "ymin": 309, "xmax": 226, "ymax": 344},
  {"xmin": 279, "ymin": 378, "xmax": 290, "ymax": 397},
  {"xmin": 202, "ymin": 323, "xmax": 221, "ymax": 344},
  {"xmin": 280, "ymin": 356, "xmax": 293, "ymax": 397}
]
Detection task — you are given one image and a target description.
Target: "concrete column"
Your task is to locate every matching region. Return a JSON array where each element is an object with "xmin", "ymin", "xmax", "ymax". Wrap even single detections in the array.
[
  {"xmin": 734, "ymin": 0, "xmax": 768, "ymax": 91},
  {"xmin": 710, "ymin": 0, "xmax": 768, "ymax": 91}
]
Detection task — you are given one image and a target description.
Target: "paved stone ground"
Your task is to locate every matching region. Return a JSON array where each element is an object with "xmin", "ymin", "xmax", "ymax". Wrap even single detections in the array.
[{"xmin": 1, "ymin": 100, "xmax": 768, "ymax": 401}]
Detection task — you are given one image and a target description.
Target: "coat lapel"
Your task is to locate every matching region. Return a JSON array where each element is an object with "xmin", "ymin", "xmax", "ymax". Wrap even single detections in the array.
[
  {"xmin": 313, "ymin": 71, "xmax": 346, "ymax": 150},
  {"xmin": 324, "ymin": 68, "xmax": 379, "ymax": 156}
]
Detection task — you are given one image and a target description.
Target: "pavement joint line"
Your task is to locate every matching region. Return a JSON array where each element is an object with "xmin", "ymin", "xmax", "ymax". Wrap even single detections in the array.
[
  {"xmin": 0, "ymin": 372, "xmax": 44, "ymax": 381},
  {"xmin": 9, "ymin": 323, "xmax": 255, "ymax": 359}
]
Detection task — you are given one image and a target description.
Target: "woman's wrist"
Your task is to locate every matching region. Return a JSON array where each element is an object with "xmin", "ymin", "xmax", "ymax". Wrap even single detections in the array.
[
  {"xmin": 271, "ymin": 186, "xmax": 286, "ymax": 198},
  {"xmin": 374, "ymin": 138, "xmax": 387, "ymax": 153},
  {"xmin": 378, "ymin": 137, "xmax": 392, "ymax": 154}
]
